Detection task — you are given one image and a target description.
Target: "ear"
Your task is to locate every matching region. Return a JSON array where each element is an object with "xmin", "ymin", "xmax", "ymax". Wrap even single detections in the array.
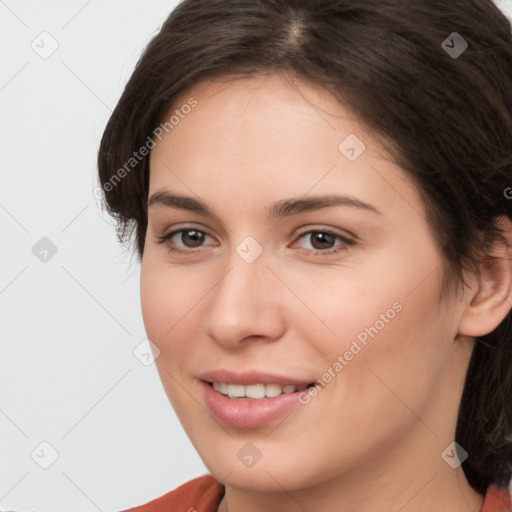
[{"xmin": 458, "ymin": 215, "xmax": 512, "ymax": 338}]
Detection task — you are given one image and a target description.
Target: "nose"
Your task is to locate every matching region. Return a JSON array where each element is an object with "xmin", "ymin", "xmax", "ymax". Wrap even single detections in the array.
[{"xmin": 203, "ymin": 247, "xmax": 286, "ymax": 348}]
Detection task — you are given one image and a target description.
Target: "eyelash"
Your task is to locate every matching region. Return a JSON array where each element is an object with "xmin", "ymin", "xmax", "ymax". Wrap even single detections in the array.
[{"xmin": 155, "ymin": 227, "xmax": 355, "ymax": 257}]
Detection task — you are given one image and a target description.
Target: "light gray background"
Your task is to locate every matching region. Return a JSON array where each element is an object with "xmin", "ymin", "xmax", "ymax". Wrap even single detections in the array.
[{"xmin": 1, "ymin": 1, "xmax": 512, "ymax": 510}]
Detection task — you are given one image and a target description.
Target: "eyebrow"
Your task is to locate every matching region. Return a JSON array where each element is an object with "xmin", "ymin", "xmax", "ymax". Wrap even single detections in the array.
[{"xmin": 147, "ymin": 190, "xmax": 383, "ymax": 219}]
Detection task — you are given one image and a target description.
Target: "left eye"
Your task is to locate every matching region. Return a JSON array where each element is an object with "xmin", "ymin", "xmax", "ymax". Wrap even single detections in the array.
[{"xmin": 294, "ymin": 230, "xmax": 354, "ymax": 254}]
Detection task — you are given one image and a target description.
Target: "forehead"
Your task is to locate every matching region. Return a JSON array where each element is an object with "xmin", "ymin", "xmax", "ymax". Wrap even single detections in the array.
[
  {"xmin": 148, "ymin": 73, "xmax": 423, "ymax": 222},
  {"xmin": 157, "ymin": 73, "xmax": 371, "ymax": 152}
]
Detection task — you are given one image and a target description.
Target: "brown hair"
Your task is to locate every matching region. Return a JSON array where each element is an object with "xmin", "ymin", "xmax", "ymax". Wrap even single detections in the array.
[{"xmin": 97, "ymin": 0, "xmax": 512, "ymax": 493}]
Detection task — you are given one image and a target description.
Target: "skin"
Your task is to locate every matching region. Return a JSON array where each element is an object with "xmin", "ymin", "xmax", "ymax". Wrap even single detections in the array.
[{"xmin": 140, "ymin": 73, "xmax": 512, "ymax": 512}]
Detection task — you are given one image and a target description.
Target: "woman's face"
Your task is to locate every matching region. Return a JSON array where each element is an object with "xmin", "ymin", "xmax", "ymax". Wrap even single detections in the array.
[{"xmin": 140, "ymin": 74, "xmax": 474, "ymax": 494}]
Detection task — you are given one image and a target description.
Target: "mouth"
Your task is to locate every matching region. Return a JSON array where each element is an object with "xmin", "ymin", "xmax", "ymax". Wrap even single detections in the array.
[
  {"xmin": 201, "ymin": 379, "xmax": 317, "ymax": 428},
  {"xmin": 198, "ymin": 369, "xmax": 319, "ymax": 427},
  {"xmin": 206, "ymin": 381, "xmax": 315, "ymax": 400}
]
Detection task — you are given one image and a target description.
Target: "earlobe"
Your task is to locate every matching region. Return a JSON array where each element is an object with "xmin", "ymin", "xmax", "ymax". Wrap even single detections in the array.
[{"xmin": 458, "ymin": 215, "xmax": 512, "ymax": 338}]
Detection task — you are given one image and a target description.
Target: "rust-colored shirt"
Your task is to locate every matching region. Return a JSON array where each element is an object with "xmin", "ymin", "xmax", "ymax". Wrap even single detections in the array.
[{"xmin": 122, "ymin": 474, "xmax": 511, "ymax": 512}]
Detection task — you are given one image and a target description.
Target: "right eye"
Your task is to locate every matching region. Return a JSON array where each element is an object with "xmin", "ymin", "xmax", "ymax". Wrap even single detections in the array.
[{"xmin": 155, "ymin": 228, "xmax": 218, "ymax": 254}]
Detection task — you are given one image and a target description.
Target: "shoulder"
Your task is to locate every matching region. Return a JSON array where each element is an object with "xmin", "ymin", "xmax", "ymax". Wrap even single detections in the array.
[
  {"xmin": 121, "ymin": 474, "xmax": 224, "ymax": 512},
  {"xmin": 481, "ymin": 484, "xmax": 512, "ymax": 512}
]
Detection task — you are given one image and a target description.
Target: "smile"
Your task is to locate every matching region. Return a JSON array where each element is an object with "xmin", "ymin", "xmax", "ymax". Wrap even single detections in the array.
[{"xmin": 210, "ymin": 382, "xmax": 312, "ymax": 399}]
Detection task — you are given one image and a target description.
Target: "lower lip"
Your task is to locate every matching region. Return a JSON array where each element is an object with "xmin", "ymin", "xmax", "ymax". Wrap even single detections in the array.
[{"xmin": 201, "ymin": 381, "xmax": 306, "ymax": 428}]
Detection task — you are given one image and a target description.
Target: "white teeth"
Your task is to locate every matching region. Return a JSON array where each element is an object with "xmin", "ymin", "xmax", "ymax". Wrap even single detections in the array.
[
  {"xmin": 227, "ymin": 384, "xmax": 245, "ymax": 398},
  {"xmin": 265, "ymin": 384, "xmax": 283, "ymax": 397},
  {"xmin": 217, "ymin": 382, "xmax": 229, "ymax": 394},
  {"xmin": 212, "ymin": 382, "xmax": 307, "ymax": 399},
  {"xmin": 245, "ymin": 384, "xmax": 266, "ymax": 399}
]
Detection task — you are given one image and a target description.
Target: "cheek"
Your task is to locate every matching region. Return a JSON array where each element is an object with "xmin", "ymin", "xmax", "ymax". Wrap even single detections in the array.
[
  {"xmin": 292, "ymin": 252, "xmax": 450, "ymax": 414},
  {"xmin": 278, "ymin": 259, "xmax": 406, "ymax": 362},
  {"xmin": 139, "ymin": 259, "xmax": 204, "ymax": 411},
  {"xmin": 324, "ymin": 274, "xmax": 450, "ymax": 432},
  {"xmin": 140, "ymin": 255, "xmax": 205, "ymax": 343}
]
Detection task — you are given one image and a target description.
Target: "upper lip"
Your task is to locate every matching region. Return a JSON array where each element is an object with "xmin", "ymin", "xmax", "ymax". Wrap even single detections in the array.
[{"xmin": 198, "ymin": 369, "xmax": 315, "ymax": 386}]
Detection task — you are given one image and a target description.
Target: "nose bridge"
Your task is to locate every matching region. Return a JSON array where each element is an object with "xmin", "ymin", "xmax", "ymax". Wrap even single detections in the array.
[{"xmin": 204, "ymin": 240, "xmax": 284, "ymax": 346}]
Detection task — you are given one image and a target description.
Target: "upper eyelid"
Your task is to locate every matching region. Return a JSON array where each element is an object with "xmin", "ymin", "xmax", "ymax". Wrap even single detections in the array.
[{"xmin": 167, "ymin": 226, "xmax": 217, "ymax": 240}]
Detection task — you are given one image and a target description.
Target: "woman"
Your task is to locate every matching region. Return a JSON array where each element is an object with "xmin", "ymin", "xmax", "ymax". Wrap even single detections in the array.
[{"xmin": 97, "ymin": 0, "xmax": 512, "ymax": 510}]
